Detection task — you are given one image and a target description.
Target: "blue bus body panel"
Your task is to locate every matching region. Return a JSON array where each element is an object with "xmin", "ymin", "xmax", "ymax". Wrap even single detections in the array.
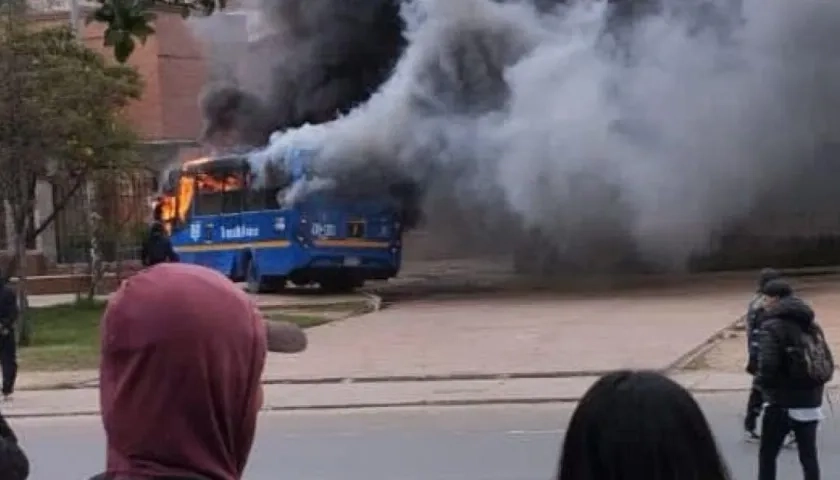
[{"xmin": 170, "ymin": 200, "xmax": 402, "ymax": 281}]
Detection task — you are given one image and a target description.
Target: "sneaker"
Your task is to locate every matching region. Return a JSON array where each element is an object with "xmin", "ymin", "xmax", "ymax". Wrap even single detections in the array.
[
  {"xmin": 783, "ymin": 434, "xmax": 796, "ymax": 449},
  {"xmin": 2, "ymin": 394, "xmax": 12, "ymax": 403},
  {"xmin": 745, "ymin": 430, "xmax": 761, "ymax": 443}
]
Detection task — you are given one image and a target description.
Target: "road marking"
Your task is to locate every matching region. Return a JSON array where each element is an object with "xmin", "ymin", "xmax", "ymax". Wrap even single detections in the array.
[
  {"xmin": 271, "ymin": 429, "xmax": 564, "ymax": 439},
  {"xmin": 506, "ymin": 429, "xmax": 563, "ymax": 436}
]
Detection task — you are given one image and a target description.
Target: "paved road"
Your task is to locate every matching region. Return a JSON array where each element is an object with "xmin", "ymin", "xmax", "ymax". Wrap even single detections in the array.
[{"xmin": 13, "ymin": 393, "xmax": 840, "ymax": 480}]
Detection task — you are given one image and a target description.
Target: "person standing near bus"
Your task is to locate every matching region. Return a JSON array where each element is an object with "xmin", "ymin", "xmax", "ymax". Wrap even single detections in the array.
[
  {"xmin": 0, "ymin": 274, "xmax": 18, "ymax": 402},
  {"xmin": 141, "ymin": 222, "xmax": 180, "ymax": 267}
]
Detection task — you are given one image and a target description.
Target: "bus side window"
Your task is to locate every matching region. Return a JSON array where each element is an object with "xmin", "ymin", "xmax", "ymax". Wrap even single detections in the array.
[
  {"xmin": 244, "ymin": 187, "xmax": 265, "ymax": 212},
  {"xmin": 265, "ymin": 188, "xmax": 281, "ymax": 210},
  {"xmin": 222, "ymin": 180, "xmax": 244, "ymax": 214},
  {"xmin": 194, "ymin": 177, "xmax": 224, "ymax": 216}
]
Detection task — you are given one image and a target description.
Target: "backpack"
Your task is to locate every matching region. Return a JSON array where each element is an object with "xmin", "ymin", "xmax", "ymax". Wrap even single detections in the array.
[{"xmin": 786, "ymin": 323, "xmax": 835, "ymax": 386}]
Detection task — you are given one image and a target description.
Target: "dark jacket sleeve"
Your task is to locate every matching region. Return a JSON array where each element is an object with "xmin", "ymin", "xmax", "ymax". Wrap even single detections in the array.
[
  {"xmin": 0, "ymin": 288, "xmax": 18, "ymax": 330},
  {"xmin": 757, "ymin": 320, "xmax": 783, "ymax": 388},
  {"xmin": 140, "ymin": 238, "xmax": 151, "ymax": 267},
  {"xmin": 746, "ymin": 302, "xmax": 765, "ymax": 374},
  {"xmin": 0, "ymin": 414, "xmax": 29, "ymax": 480},
  {"xmin": 165, "ymin": 239, "xmax": 180, "ymax": 262}
]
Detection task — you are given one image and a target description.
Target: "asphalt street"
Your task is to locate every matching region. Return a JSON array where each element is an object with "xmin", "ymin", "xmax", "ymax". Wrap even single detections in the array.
[{"xmin": 11, "ymin": 392, "xmax": 840, "ymax": 480}]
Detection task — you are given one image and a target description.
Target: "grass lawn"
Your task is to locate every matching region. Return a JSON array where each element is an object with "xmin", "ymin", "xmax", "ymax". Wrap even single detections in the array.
[
  {"xmin": 19, "ymin": 301, "xmax": 329, "ymax": 371},
  {"xmin": 19, "ymin": 299, "xmax": 104, "ymax": 371}
]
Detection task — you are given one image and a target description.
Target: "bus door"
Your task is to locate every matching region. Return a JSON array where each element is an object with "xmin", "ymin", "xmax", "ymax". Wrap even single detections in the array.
[{"xmin": 190, "ymin": 174, "xmax": 225, "ymax": 269}]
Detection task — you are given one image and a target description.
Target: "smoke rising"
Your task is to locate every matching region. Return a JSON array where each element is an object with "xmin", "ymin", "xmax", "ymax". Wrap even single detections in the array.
[
  {"xmin": 193, "ymin": 0, "xmax": 840, "ymax": 272},
  {"xmin": 193, "ymin": 0, "xmax": 405, "ymax": 146}
]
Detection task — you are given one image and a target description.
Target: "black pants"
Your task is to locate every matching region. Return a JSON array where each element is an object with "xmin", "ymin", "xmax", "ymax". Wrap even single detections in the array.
[
  {"xmin": 758, "ymin": 404, "xmax": 819, "ymax": 480},
  {"xmin": 0, "ymin": 332, "xmax": 17, "ymax": 396},
  {"xmin": 745, "ymin": 382, "xmax": 763, "ymax": 431}
]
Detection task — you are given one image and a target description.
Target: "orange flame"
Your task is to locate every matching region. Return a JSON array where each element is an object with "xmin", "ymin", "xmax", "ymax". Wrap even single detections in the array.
[{"xmin": 154, "ymin": 159, "xmax": 244, "ymax": 230}]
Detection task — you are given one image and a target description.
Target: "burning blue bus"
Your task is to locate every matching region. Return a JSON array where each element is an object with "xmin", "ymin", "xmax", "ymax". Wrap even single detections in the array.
[{"xmin": 156, "ymin": 148, "xmax": 408, "ymax": 293}]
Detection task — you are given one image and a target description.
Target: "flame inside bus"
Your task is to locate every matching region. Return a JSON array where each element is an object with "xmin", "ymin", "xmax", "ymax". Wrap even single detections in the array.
[{"xmin": 154, "ymin": 157, "xmax": 245, "ymax": 231}]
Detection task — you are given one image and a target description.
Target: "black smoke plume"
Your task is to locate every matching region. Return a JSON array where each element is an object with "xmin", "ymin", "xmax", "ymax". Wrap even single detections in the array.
[{"xmin": 196, "ymin": 0, "xmax": 406, "ymax": 146}]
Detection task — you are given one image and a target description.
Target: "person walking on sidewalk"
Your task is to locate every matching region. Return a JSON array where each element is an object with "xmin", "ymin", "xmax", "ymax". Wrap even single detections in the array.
[
  {"xmin": 0, "ymin": 275, "xmax": 18, "ymax": 402},
  {"xmin": 756, "ymin": 279, "xmax": 833, "ymax": 480},
  {"xmin": 744, "ymin": 268, "xmax": 782, "ymax": 440}
]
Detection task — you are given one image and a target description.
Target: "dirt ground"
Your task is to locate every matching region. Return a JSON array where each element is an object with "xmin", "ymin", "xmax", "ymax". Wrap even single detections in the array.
[{"xmin": 688, "ymin": 330, "xmax": 749, "ymax": 371}]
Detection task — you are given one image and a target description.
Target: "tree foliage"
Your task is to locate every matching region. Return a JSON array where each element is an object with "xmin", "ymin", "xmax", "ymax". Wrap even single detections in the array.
[
  {"xmin": 0, "ymin": 22, "xmax": 143, "ymax": 237},
  {"xmin": 90, "ymin": 0, "xmax": 227, "ymax": 62},
  {"xmin": 0, "ymin": 8, "xmax": 142, "ymax": 343}
]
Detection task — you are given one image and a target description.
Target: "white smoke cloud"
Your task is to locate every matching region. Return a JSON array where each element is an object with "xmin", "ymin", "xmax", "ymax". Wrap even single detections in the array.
[{"xmin": 239, "ymin": 0, "xmax": 840, "ymax": 271}]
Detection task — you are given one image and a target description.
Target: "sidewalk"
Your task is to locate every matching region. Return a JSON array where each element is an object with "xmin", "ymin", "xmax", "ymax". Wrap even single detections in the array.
[
  {"xmin": 4, "ymin": 371, "xmax": 837, "ymax": 418},
  {"xmin": 262, "ymin": 288, "xmax": 750, "ymax": 382}
]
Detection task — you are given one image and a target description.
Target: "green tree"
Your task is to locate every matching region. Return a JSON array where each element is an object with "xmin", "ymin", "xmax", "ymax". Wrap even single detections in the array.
[
  {"xmin": 90, "ymin": 0, "xmax": 227, "ymax": 62},
  {"xmin": 0, "ymin": 4, "xmax": 142, "ymax": 344}
]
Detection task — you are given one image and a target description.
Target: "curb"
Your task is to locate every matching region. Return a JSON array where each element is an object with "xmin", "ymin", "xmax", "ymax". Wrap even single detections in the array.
[
  {"xmin": 9, "ymin": 384, "xmax": 839, "ymax": 419},
  {"xmin": 17, "ymin": 370, "xmax": 622, "ymax": 392}
]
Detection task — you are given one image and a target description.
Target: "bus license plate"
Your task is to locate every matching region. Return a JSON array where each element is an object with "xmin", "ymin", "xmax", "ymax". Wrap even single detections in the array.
[{"xmin": 344, "ymin": 256, "xmax": 361, "ymax": 267}]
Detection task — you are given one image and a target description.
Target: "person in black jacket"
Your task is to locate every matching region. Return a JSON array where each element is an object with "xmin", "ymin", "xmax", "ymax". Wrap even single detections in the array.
[
  {"xmin": 744, "ymin": 268, "xmax": 782, "ymax": 439},
  {"xmin": 0, "ymin": 411, "xmax": 28, "ymax": 480},
  {"xmin": 0, "ymin": 275, "xmax": 18, "ymax": 401},
  {"xmin": 140, "ymin": 222, "xmax": 180, "ymax": 267},
  {"xmin": 756, "ymin": 279, "xmax": 824, "ymax": 480}
]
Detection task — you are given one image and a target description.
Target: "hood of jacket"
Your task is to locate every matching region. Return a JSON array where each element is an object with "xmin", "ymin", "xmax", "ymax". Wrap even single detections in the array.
[
  {"xmin": 766, "ymin": 296, "xmax": 814, "ymax": 328},
  {"xmin": 756, "ymin": 268, "xmax": 782, "ymax": 292}
]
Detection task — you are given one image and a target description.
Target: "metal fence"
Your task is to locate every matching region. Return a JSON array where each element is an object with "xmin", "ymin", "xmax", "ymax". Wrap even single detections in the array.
[{"xmin": 53, "ymin": 170, "xmax": 155, "ymax": 264}]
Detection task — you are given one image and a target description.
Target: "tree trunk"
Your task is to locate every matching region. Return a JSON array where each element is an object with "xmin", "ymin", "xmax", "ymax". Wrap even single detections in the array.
[
  {"xmin": 14, "ymin": 225, "xmax": 31, "ymax": 346},
  {"xmin": 85, "ymin": 180, "xmax": 102, "ymax": 301}
]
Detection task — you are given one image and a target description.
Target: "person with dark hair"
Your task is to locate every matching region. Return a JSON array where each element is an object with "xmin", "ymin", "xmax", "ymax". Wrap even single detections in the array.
[
  {"xmin": 89, "ymin": 263, "xmax": 306, "ymax": 480},
  {"xmin": 744, "ymin": 267, "xmax": 782, "ymax": 440},
  {"xmin": 0, "ymin": 411, "xmax": 29, "ymax": 480},
  {"xmin": 0, "ymin": 275, "xmax": 18, "ymax": 402},
  {"xmin": 140, "ymin": 222, "xmax": 180, "ymax": 267},
  {"xmin": 757, "ymin": 279, "xmax": 831, "ymax": 480},
  {"xmin": 556, "ymin": 370, "xmax": 731, "ymax": 480}
]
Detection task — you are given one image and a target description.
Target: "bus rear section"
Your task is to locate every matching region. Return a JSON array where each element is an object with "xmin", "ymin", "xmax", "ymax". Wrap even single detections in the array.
[{"xmin": 274, "ymin": 196, "xmax": 403, "ymax": 292}]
